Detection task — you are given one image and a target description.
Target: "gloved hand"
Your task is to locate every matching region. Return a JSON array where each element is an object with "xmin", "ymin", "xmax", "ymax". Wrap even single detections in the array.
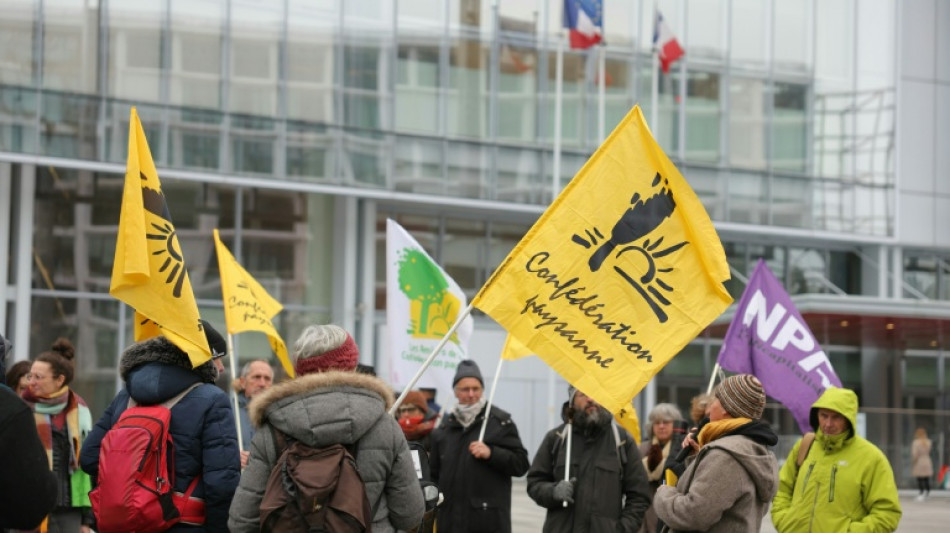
[{"xmin": 552, "ymin": 478, "xmax": 576, "ymax": 504}]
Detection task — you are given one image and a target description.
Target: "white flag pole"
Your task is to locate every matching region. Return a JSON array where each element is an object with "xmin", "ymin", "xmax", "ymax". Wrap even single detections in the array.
[
  {"xmin": 477, "ymin": 357, "xmax": 505, "ymax": 442},
  {"xmin": 389, "ymin": 302, "xmax": 475, "ymax": 416},
  {"xmin": 227, "ymin": 333, "xmax": 245, "ymax": 455},
  {"xmin": 651, "ymin": 5, "xmax": 660, "ymax": 136},
  {"xmin": 598, "ymin": 44, "xmax": 606, "ymax": 142},
  {"xmin": 552, "ymin": 33, "xmax": 565, "ymax": 202},
  {"xmin": 562, "ymin": 422, "xmax": 573, "ymax": 507},
  {"xmin": 706, "ymin": 362, "xmax": 721, "ymax": 394}
]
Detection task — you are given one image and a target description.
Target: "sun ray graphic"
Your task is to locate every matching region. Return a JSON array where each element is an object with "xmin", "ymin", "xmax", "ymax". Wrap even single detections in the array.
[{"xmin": 146, "ymin": 222, "xmax": 187, "ymax": 298}]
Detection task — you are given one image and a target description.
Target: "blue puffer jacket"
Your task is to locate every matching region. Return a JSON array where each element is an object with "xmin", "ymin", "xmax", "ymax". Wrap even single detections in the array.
[{"xmin": 80, "ymin": 337, "xmax": 241, "ymax": 532}]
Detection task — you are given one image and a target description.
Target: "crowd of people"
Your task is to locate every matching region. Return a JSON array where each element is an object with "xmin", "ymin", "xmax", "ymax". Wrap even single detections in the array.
[{"xmin": 0, "ymin": 324, "xmax": 918, "ymax": 532}]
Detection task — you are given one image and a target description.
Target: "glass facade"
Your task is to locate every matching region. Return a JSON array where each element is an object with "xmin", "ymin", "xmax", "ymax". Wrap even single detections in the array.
[{"xmin": 0, "ymin": 0, "xmax": 896, "ymax": 234}]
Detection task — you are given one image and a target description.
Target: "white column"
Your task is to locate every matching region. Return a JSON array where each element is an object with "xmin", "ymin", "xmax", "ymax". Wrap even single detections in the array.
[{"xmin": 13, "ymin": 165, "xmax": 35, "ymax": 361}]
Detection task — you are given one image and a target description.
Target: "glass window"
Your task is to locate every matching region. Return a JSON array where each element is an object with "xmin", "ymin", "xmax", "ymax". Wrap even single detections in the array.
[
  {"xmin": 449, "ymin": 0, "xmax": 493, "ymax": 36},
  {"xmin": 685, "ymin": 71, "xmax": 720, "ymax": 163},
  {"xmin": 230, "ymin": 115, "xmax": 276, "ymax": 176},
  {"xmin": 786, "ymin": 247, "xmax": 827, "ymax": 295},
  {"xmin": 905, "ymin": 355, "xmax": 938, "ymax": 388},
  {"xmin": 904, "ymin": 255, "xmax": 937, "ymax": 299},
  {"xmin": 495, "ymin": 146, "xmax": 543, "ymax": 203},
  {"xmin": 229, "ymin": 2, "xmax": 281, "ymax": 116},
  {"xmin": 445, "ymin": 140, "xmax": 490, "ymax": 199},
  {"xmin": 287, "ymin": 0, "xmax": 335, "ymax": 124},
  {"xmin": 601, "ymin": 0, "xmax": 636, "ymax": 48},
  {"xmin": 814, "ymin": 0, "xmax": 854, "ymax": 87},
  {"xmin": 497, "ymin": 41, "xmax": 537, "ymax": 142},
  {"xmin": 685, "ymin": 0, "xmax": 726, "ymax": 61},
  {"xmin": 448, "ymin": 38, "xmax": 488, "ymax": 138},
  {"xmin": 0, "ymin": 86, "xmax": 39, "ymax": 154},
  {"xmin": 773, "ymin": 0, "xmax": 810, "ymax": 73},
  {"xmin": 286, "ymin": 121, "xmax": 332, "ymax": 180},
  {"xmin": 728, "ymin": 78, "xmax": 766, "ymax": 169},
  {"xmin": 344, "ymin": 45, "xmax": 384, "ymax": 130},
  {"xmin": 168, "ymin": 108, "xmax": 222, "ymax": 170},
  {"xmin": 771, "ymin": 175, "xmax": 812, "ymax": 229},
  {"xmin": 730, "ymin": 0, "xmax": 767, "ymax": 68},
  {"xmin": 772, "ymin": 82, "xmax": 808, "ymax": 172},
  {"xmin": 396, "ymin": 45, "xmax": 441, "ymax": 134},
  {"xmin": 40, "ymin": 92, "xmax": 100, "ymax": 160},
  {"xmin": 30, "ymin": 296, "xmax": 122, "ymax": 419},
  {"xmin": 541, "ymin": 51, "xmax": 585, "ymax": 147},
  {"xmin": 108, "ymin": 0, "xmax": 162, "ymax": 101},
  {"xmin": 170, "ymin": 0, "xmax": 223, "ymax": 110},
  {"xmin": 393, "ymin": 137, "xmax": 445, "ymax": 194},
  {"xmin": 45, "ymin": 0, "xmax": 100, "ymax": 93},
  {"xmin": 399, "ymin": 0, "xmax": 444, "ymax": 30},
  {"xmin": 0, "ymin": 0, "xmax": 38, "ymax": 85}
]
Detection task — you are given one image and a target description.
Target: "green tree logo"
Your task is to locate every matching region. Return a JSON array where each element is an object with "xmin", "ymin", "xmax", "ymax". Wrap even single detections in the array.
[{"xmin": 397, "ymin": 248, "xmax": 461, "ymax": 342}]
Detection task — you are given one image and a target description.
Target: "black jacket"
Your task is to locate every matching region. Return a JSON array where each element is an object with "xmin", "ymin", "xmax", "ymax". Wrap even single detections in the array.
[
  {"xmin": 527, "ymin": 420, "xmax": 652, "ymax": 533},
  {"xmin": 429, "ymin": 404, "xmax": 530, "ymax": 533},
  {"xmin": 0, "ymin": 386, "xmax": 57, "ymax": 529},
  {"xmin": 79, "ymin": 337, "xmax": 240, "ymax": 532}
]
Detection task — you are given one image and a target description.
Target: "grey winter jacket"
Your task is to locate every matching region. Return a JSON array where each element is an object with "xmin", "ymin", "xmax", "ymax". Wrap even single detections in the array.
[
  {"xmin": 653, "ymin": 420, "xmax": 779, "ymax": 533},
  {"xmin": 227, "ymin": 371, "xmax": 425, "ymax": 532}
]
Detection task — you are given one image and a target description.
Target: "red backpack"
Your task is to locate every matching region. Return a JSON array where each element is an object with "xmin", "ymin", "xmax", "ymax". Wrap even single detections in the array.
[{"xmin": 89, "ymin": 383, "xmax": 205, "ymax": 533}]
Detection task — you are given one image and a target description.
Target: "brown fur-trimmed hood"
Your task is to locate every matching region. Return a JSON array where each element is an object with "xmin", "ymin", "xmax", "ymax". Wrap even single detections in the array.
[{"xmin": 248, "ymin": 370, "xmax": 396, "ymax": 448}]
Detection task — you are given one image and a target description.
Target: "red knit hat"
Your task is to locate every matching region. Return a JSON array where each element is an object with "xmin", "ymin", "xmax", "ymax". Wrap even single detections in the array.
[{"xmin": 294, "ymin": 333, "xmax": 360, "ymax": 375}]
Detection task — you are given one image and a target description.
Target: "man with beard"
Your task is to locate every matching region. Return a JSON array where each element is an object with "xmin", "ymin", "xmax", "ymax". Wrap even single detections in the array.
[
  {"xmin": 429, "ymin": 360, "xmax": 530, "ymax": 533},
  {"xmin": 527, "ymin": 386, "xmax": 652, "ymax": 533}
]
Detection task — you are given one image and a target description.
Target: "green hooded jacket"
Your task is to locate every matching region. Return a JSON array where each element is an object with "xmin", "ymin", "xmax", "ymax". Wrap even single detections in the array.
[{"xmin": 771, "ymin": 387, "xmax": 901, "ymax": 533}]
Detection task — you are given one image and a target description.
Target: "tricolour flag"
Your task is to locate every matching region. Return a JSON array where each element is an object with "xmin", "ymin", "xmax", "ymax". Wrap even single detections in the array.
[
  {"xmin": 471, "ymin": 104, "xmax": 732, "ymax": 420},
  {"xmin": 387, "ymin": 219, "xmax": 474, "ymax": 405},
  {"xmin": 564, "ymin": 0, "xmax": 603, "ymax": 49},
  {"xmin": 213, "ymin": 229, "xmax": 294, "ymax": 378},
  {"xmin": 110, "ymin": 107, "xmax": 210, "ymax": 367},
  {"xmin": 654, "ymin": 10, "xmax": 684, "ymax": 73},
  {"xmin": 718, "ymin": 259, "xmax": 842, "ymax": 433}
]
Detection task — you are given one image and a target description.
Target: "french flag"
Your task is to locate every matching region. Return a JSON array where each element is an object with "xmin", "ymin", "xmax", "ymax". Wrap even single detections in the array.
[
  {"xmin": 563, "ymin": 0, "xmax": 603, "ymax": 50},
  {"xmin": 654, "ymin": 10, "xmax": 684, "ymax": 73}
]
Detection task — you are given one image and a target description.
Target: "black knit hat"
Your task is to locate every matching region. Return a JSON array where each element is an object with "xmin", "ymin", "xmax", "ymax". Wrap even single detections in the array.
[
  {"xmin": 452, "ymin": 359, "xmax": 483, "ymax": 387},
  {"xmin": 200, "ymin": 319, "xmax": 227, "ymax": 359}
]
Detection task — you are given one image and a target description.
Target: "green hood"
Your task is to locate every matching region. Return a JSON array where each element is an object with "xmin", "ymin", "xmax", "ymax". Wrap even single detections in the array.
[{"xmin": 809, "ymin": 387, "xmax": 858, "ymax": 436}]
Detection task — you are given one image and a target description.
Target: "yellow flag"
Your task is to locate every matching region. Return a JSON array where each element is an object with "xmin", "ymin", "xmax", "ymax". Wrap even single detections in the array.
[
  {"xmin": 472, "ymin": 105, "xmax": 732, "ymax": 418},
  {"xmin": 213, "ymin": 230, "xmax": 294, "ymax": 378},
  {"xmin": 614, "ymin": 404, "xmax": 642, "ymax": 445},
  {"xmin": 110, "ymin": 107, "xmax": 210, "ymax": 367},
  {"xmin": 500, "ymin": 333, "xmax": 533, "ymax": 360}
]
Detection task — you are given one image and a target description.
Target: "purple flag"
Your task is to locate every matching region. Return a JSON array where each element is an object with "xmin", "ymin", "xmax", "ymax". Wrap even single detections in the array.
[{"xmin": 717, "ymin": 259, "xmax": 841, "ymax": 433}]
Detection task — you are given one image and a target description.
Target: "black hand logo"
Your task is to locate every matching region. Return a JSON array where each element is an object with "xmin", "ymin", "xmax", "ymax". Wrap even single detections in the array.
[{"xmin": 588, "ymin": 173, "xmax": 676, "ymax": 272}]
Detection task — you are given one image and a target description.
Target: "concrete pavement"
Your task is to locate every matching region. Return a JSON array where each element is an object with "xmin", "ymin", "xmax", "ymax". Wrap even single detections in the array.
[{"xmin": 510, "ymin": 479, "xmax": 949, "ymax": 532}]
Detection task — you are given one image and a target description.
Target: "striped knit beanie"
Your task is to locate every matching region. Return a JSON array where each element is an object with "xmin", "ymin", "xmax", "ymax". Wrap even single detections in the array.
[{"xmin": 715, "ymin": 374, "xmax": 766, "ymax": 420}]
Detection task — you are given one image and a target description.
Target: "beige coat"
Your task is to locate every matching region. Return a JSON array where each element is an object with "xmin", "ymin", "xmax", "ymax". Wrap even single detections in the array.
[{"xmin": 911, "ymin": 437, "xmax": 934, "ymax": 478}]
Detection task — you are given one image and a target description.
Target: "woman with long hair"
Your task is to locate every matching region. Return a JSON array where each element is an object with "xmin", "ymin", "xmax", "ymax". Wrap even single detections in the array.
[
  {"xmin": 911, "ymin": 427, "xmax": 934, "ymax": 501},
  {"xmin": 21, "ymin": 338, "xmax": 93, "ymax": 532}
]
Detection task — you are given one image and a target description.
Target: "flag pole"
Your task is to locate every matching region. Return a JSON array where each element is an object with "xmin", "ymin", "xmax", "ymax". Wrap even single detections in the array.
[
  {"xmin": 477, "ymin": 357, "xmax": 505, "ymax": 442},
  {"xmin": 562, "ymin": 422, "xmax": 573, "ymax": 507},
  {"xmin": 597, "ymin": 43, "xmax": 606, "ymax": 142},
  {"xmin": 227, "ymin": 332, "xmax": 245, "ymax": 455},
  {"xmin": 389, "ymin": 302, "xmax": 475, "ymax": 416},
  {"xmin": 650, "ymin": 4, "xmax": 659, "ymax": 135},
  {"xmin": 552, "ymin": 32, "xmax": 564, "ymax": 202},
  {"xmin": 706, "ymin": 362, "xmax": 721, "ymax": 394}
]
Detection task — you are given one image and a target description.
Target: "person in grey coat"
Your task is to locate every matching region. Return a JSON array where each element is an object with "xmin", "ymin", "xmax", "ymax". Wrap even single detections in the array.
[
  {"xmin": 653, "ymin": 374, "xmax": 778, "ymax": 533},
  {"xmin": 227, "ymin": 324, "xmax": 424, "ymax": 532}
]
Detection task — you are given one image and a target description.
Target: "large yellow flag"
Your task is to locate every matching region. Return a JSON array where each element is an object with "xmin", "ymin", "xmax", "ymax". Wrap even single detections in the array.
[
  {"xmin": 110, "ymin": 107, "xmax": 211, "ymax": 367},
  {"xmin": 472, "ymin": 105, "xmax": 732, "ymax": 418},
  {"xmin": 213, "ymin": 229, "xmax": 294, "ymax": 378}
]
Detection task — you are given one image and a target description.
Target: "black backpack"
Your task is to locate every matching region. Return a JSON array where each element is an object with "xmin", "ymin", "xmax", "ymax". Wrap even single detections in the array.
[{"xmin": 259, "ymin": 429, "xmax": 372, "ymax": 533}]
